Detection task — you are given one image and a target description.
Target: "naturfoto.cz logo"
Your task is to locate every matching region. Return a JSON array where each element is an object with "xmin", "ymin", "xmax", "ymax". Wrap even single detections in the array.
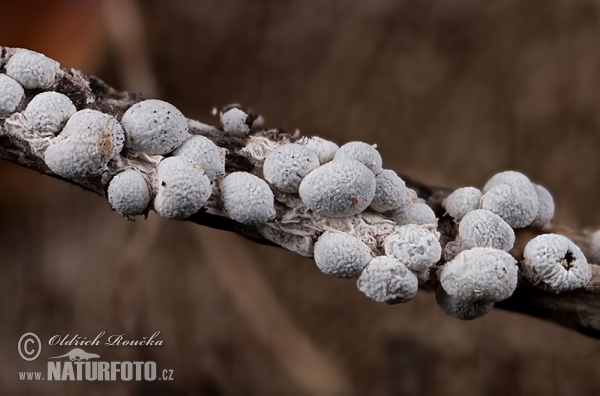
[{"xmin": 17, "ymin": 331, "xmax": 174, "ymax": 382}]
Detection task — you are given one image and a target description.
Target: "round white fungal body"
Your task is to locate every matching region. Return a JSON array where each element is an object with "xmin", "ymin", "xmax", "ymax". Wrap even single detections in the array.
[
  {"xmin": 435, "ymin": 288, "xmax": 494, "ymax": 320},
  {"xmin": 24, "ymin": 91, "xmax": 76, "ymax": 134},
  {"xmin": 220, "ymin": 172, "xmax": 275, "ymax": 224},
  {"xmin": 44, "ymin": 109, "xmax": 124, "ymax": 179},
  {"xmin": 483, "ymin": 170, "xmax": 533, "ymax": 193},
  {"xmin": 357, "ymin": 256, "xmax": 418, "ymax": 303},
  {"xmin": 172, "ymin": 135, "xmax": 225, "ymax": 180},
  {"xmin": 530, "ymin": 184, "xmax": 555, "ymax": 227},
  {"xmin": 296, "ymin": 136, "xmax": 339, "ymax": 164},
  {"xmin": 220, "ymin": 108, "xmax": 250, "ymax": 136},
  {"xmin": 108, "ymin": 169, "xmax": 150, "ymax": 216},
  {"xmin": 263, "ymin": 143, "xmax": 320, "ymax": 193},
  {"xmin": 0, "ymin": 74, "xmax": 25, "ymax": 118},
  {"xmin": 458, "ymin": 209, "xmax": 515, "ymax": 251},
  {"xmin": 438, "ymin": 247, "xmax": 518, "ymax": 303},
  {"xmin": 333, "ymin": 141, "xmax": 383, "ymax": 175},
  {"xmin": 5, "ymin": 49, "xmax": 58, "ymax": 89},
  {"xmin": 153, "ymin": 157, "xmax": 211, "ymax": 220},
  {"xmin": 384, "ymin": 224, "xmax": 441, "ymax": 271},
  {"xmin": 121, "ymin": 99, "xmax": 189, "ymax": 155},
  {"xmin": 442, "ymin": 187, "xmax": 481, "ymax": 222},
  {"xmin": 369, "ymin": 169, "xmax": 407, "ymax": 212},
  {"xmin": 480, "ymin": 171, "xmax": 539, "ymax": 228},
  {"xmin": 313, "ymin": 232, "xmax": 372, "ymax": 278},
  {"xmin": 391, "ymin": 202, "xmax": 437, "ymax": 226},
  {"xmin": 298, "ymin": 158, "xmax": 376, "ymax": 217},
  {"xmin": 0, "ymin": 74, "xmax": 24, "ymax": 116},
  {"xmin": 522, "ymin": 234, "xmax": 591, "ymax": 293}
]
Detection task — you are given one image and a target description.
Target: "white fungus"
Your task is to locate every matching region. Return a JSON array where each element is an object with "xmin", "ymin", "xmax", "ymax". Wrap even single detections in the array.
[
  {"xmin": 44, "ymin": 109, "xmax": 124, "ymax": 179},
  {"xmin": 435, "ymin": 288, "xmax": 494, "ymax": 320},
  {"xmin": 384, "ymin": 224, "xmax": 441, "ymax": 271},
  {"xmin": 369, "ymin": 169, "xmax": 407, "ymax": 212},
  {"xmin": 263, "ymin": 143, "xmax": 320, "ymax": 193},
  {"xmin": 530, "ymin": 184, "xmax": 555, "ymax": 227},
  {"xmin": 296, "ymin": 136, "xmax": 339, "ymax": 164},
  {"xmin": 172, "ymin": 135, "xmax": 225, "ymax": 180},
  {"xmin": 298, "ymin": 158, "xmax": 376, "ymax": 217},
  {"xmin": 23, "ymin": 91, "xmax": 76, "ymax": 135},
  {"xmin": 391, "ymin": 202, "xmax": 437, "ymax": 226},
  {"xmin": 313, "ymin": 232, "xmax": 372, "ymax": 278},
  {"xmin": 0, "ymin": 74, "xmax": 24, "ymax": 116},
  {"xmin": 153, "ymin": 157, "xmax": 211, "ymax": 220},
  {"xmin": 107, "ymin": 169, "xmax": 150, "ymax": 216},
  {"xmin": 438, "ymin": 247, "xmax": 518, "ymax": 303},
  {"xmin": 220, "ymin": 172, "xmax": 275, "ymax": 224},
  {"xmin": 522, "ymin": 234, "xmax": 591, "ymax": 293},
  {"xmin": 458, "ymin": 209, "xmax": 515, "ymax": 251},
  {"xmin": 483, "ymin": 170, "xmax": 533, "ymax": 193},
  {"xmin": 333, "ymin": 141, "xmax": 383, "ymax": 175},
  {"xmin": 121, "ymin": 99, "xmax": 189, "ymax": 155},
  {"xmin": 480, "ymin": 171, "xmax": 539, "ymax": 228},
  {"xmin": 357, "ymin": 256, "xmax": 418, "ymax": 303},
  {"xmin": 5, "ymin": 49, "xmax": 58, "ymax": 89},
  {"xmin": 442, "ymin": 187, "xmax": 481, "ymax": 222},
  {"xmin": 220, "ymin": 108, "xmax": 250, "ymax": 136}
]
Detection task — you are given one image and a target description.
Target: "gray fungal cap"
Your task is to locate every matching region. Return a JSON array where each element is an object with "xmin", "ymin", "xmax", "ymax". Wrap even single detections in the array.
[
  {"xmin": 435, "ymin": 288, "xmax": 494, "ymax": 320},
  {"xmin": 313, "ymin": 232, "xmax": 372, "ymax": 278},
  {"xmin": 442, "ymin": 187, "xmax": 481, "ymax": 222},
  {"xmin": 438, "ymin": 247, "xmax": 518, "ymax": 303},
  {"xmin": 154, "ymin": 157, "xmax": 211, "ymax": 220},
  {"xmin": 172, "ymin": 135, "xmax": 225, "ymax": 180},
  {"xmin": 298, "ymin": 158, "xmax": 376, "ymax": 217},
  {"xmin": 483, "ymin": 170, "xmax": 532, "ymax": 193},
  {"xmin": 296, "ymin": 136, "xmax": 339, "ymax": 164},
  {"xmin": 357, "ymin": 256, "xmax": 418, "ymax": 303},
  {"xmin": 369, "ymin": 169, "xmax": 407, "ymax": 213},
  {"xmin": 24, "ymin": 91, "xmax": 76, "ymax": 135},
  {"xmin": 480, "ymin": 171, "xmax": 539, "ymax": 228},
  {"xmin": 108, "ymin": 169, "xmax": 150, "ymax": 216},
  {"xmin": 0, "ymin": 74, "xmax": 24, "ymax": 116},
  {"xmin": 522, "ymin": 234, "xmax": 591, "ymax": 293},
  {"xmin": 458, "ymin": 209, "xmax": 515, "ymax": 251},
  {"xmin": 391, "ymin": 202, "xmax": 437, "ymax": 226},
  {"xmin": 263, "ymin": 143, "xmax": 320, "ymax": 193},
  {"xmin": 44, "ymin": 109, "xmax": 124, "ymax": 179},
  {"xmin": 121, "ymin": 99, "xmax": 189, "ymax": 155},
  {"xmin": 220, "ymin": 172, "xmax": 275, "ymax": 224},
  {"xmin": 530, "ymin": 184, "xmax": 555, "ymax": 227},
  {"xmin": 333, "ymin": 141, "xmax": 383, "ymax": 175},
  {"xmin": 220, "ymin": 108, "xmax": 250, "ymax": 136},
  {"xmin": 5, "ymin": 49, "xmax": 59, "ymax": 89},
  {"xmin": 384, "ymin": 224, "xmax": 441, "ymax": 271}
]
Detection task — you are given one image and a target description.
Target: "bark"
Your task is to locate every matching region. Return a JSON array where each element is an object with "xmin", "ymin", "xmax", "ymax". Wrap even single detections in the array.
[{"xmin": 1, "ymin": 64, "xmax": 599, "ymax": 339}]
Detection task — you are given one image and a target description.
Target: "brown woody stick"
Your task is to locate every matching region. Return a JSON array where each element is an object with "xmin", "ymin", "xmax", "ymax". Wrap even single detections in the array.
[{"xmin": 2, "ymin": 65, "xmax": 599, "ymax": 339}]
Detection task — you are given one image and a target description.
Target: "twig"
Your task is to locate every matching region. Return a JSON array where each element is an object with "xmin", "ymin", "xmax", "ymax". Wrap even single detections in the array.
[{"xmin": 1, "ymin": 55, "xmax": 599, "ymax": 338}]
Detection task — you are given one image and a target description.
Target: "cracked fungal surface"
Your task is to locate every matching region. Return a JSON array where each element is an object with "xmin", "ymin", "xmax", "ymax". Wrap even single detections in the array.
[
  {"xmin": 298, "ymin": 158, "xmax": 376, "ymax": 217},
  {"xmin": 438, "ymin": 247, "xmax": 518, "ymax": 303},
  {"xmin": 522, "ymin": 234, "xmax": 591, "ymax": 293},
  {"xmin": 384, "ymin": 224, "xmax": 441, "ymax": 271},
  {"xmin": 263, "ymin": 143, "xmax": 319, "ymax": 193},
  {"xmin": 357, "ymin": 256, "xmax": 418, "ymax": 304},
  {"xmin": 314, "ymin": 232, "xmax": 372, "ymax": 278}
]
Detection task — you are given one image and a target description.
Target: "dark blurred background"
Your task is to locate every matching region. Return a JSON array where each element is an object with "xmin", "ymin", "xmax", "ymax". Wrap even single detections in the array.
[{"xmin": 2, "ymin": 0, "xmax": 600, "ymax": 395}]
